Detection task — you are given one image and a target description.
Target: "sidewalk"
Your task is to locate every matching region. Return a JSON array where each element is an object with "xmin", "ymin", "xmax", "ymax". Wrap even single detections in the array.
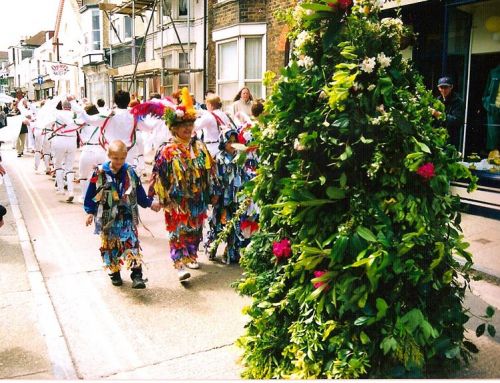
[
  {"xmin": 460, "ymin": 212, "xmax": 500, "ymax": 281},
  {"xmin": 0, "ymin": 176, "xmax": 54, "ymax": 379}
]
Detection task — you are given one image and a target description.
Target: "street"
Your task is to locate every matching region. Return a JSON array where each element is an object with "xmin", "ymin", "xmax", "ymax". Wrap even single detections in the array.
[
  {"xmin": 0, "ymin": 120, "xmax": 248, "ymax": 379},
  {"xmin": 0, "ymin": 120, "xmax": 499, "ymax": 379}
]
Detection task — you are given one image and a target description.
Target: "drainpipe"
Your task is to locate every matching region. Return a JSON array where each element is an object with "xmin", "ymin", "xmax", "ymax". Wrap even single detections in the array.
[{"xmin": 203, "ymin": 0, "xmax": 207, "ymax": 96}]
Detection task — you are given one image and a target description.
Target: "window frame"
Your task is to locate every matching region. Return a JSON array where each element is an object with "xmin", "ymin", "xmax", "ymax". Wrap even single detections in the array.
[{"xmin": 215, "ymin": 33, "xmax": 266, "ymax": 106}]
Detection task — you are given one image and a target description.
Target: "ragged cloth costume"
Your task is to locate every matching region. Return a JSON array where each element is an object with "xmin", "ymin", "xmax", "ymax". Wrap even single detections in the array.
[
  {"xmin": 207, "ymin": 132, "xmax": 246, "ymax": 264},
  {"xmin": 149, "ymin": 137, "xmax": 217, "ymax": 269},
  {"xmin": 84, "ymin": 162, "xmax": 152, "ymax": 276}
]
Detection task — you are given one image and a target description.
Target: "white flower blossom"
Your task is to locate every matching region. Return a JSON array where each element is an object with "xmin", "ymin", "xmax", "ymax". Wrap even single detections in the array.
[
  {"xmin": 360, "ymin": 57, "xmax": 376, "ymax": 73},
  {"xmin": 175, "ymin": 109, "xmax": 185, "ymax": 118},
  {"xmin": 377, "ymin": 52, "xmax": 392, "ymax": 68},
  {"xmin": 262, "ymin": 125, "xmax": 277, "ymax": 139},
  {"xmin": 294, "ymin": 138, "xmax": 306, "ymax": 151},
  {"xmin": 353, "ymin": 82, "xmax": 365, "ymax": 91},
  {"xmin": 297, "ymin": 55, "xmax": 314, "ymax": 69},
  {"xmin": 367, "ymin": 84, "xmax": 376, "ymax": 91},
  {"xmin": 294, "ymin": 30, "xmax": 314, "ymax": 50}
]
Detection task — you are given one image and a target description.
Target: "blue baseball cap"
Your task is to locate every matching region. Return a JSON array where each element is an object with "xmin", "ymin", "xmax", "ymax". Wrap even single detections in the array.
[{"xmin": 437, "ymin": 76, "xmax": 453, "ymax": 87}]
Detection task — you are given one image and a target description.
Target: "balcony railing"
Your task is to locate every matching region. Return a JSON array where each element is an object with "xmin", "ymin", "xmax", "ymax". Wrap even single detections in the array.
[{"xmin": 82, "ymin": 52, "xmax": 105, "ymax": 66}]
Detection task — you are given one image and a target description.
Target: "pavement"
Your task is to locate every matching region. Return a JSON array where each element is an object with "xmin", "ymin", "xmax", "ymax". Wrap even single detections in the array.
[{"xmin": 0, "ymin": 140, "xmax": 500, "ymax": 379}]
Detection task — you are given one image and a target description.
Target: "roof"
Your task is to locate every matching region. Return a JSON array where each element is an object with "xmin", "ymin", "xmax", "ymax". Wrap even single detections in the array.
[{"xmin": 23, "ymin": 31, "xmax": 54, "ymax": 47}]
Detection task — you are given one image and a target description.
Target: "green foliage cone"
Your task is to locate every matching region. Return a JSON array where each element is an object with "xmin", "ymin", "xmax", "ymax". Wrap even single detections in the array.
[{"xmin": 235, "ymin": 0, "xmax": 479, "ymax": 378}]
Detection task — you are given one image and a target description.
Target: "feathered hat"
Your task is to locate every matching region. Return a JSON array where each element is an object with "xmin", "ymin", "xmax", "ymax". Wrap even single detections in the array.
[{"xmin": 163, "ymin": 87, "xmax": 197, "ymax": 127}]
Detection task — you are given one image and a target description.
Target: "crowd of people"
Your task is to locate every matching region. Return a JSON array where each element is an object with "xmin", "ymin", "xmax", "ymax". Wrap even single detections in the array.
[{"xmin": 2, "ymin": 87, "xmax": 264, "ymax": 287}]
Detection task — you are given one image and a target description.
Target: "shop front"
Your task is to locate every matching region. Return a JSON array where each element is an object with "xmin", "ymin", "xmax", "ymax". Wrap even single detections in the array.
[{"xmin": 445, "ymin": 0, "xmax": 500, "ymax": 211}]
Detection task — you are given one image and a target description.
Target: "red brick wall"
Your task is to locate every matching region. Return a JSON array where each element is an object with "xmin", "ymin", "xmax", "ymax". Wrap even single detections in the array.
[
  {"xmin": 208, "ymin": 0, "xmax": 299, "ymax": 98},
  {"xmin": 266, "ymin": 0, "xmax": 297, "ymax": 76}
]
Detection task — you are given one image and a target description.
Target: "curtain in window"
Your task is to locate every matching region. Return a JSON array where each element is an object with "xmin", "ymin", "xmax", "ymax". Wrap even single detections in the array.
[
  {"xmin": 218, "ymin": 41, "xmax": 238, "ymax": 81},
  {"xmin": 245, "ymin": 38, "xmax": 262, "ymax": 80},
  {"xmin": 179, "ymin": 0, "xmax": 188, "ymax": 16}
]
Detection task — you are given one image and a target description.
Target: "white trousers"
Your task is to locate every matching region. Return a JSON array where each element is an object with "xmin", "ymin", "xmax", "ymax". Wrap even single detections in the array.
[
  {"xmin": 52, "ymin": 135, "xmax": 77, "ymax": 195},
  {"xmin": 34, "ymin": 130, "xmax": 51, "ymax": 171},
  {"xmin": 79, "ymin": 145, "xmax": 107, "ymax": 200}
]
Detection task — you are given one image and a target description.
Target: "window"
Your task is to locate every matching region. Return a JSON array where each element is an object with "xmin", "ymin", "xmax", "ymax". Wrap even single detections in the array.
[
  {"xmin": 162, "ymin": 0, "xmax": 172, "ymax": 16},
  {"xmin": 179, "ymin": 52, "xmax": 189, "ymax": 88},
  {"xmin": 124, "ymin": 16, "xmax": 133, "ymax": 39},
  {"xmin": 179, "ymin": 0, "xmax": 187, "ymax": 16},
  {"xmin": 161, "ymin": 0, "xmax": 191, "ymax": 20},
  {"xmin": 91, "ymin": 10, "xmax": 101, "ymax": 50},
  {"xmin": 162, "ymin": 50, "xmax": 192, "ymax": 94},
  {"xmin": 215, "ymin": 34, "xmax": 265, "ymax": 108},
  {"xmin": 244, "ymin": 37, "xmax": 263, "ymax": 98},
  {"xmin": 111, "ymin": 17, "xmax": 121, "ymax": 44},
  {"xmin": 217, "ymin": 40, "xmax": 239, "ymax": 106}
]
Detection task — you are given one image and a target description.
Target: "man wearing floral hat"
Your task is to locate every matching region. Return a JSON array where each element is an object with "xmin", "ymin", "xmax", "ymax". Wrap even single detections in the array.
[{"xmin": 431, "ymin": 76, "xmax": 465, "ymax": 150}]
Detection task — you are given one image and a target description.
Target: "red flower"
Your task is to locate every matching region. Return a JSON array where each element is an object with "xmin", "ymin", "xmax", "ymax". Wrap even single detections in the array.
[
  {"xmin": 241, "ymin": 220, "xmax": 259, "ymax": 238},
  {"xmin": 338, "ymin": 0, "xmax": 352, "ymax": 10},
  {"xmin": 272, "ymin": 238, "xmax": 292, "ymax": 260},
  {"xmin": 312, "ymin": 270, "xmax": 328, "ymax": 289},
  {"xmin": 327, "ymin": 1, "xmax": 337, "ymax": 8},
  {"xmin": 416, "ymin": 162, "xmax": 436, "ymax": 180}
]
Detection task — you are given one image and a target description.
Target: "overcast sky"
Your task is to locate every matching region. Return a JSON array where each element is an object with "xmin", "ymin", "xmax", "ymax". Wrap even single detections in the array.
[{"xmin": 0, "ymin": 0, "xmax": 60, "ymax": 51}]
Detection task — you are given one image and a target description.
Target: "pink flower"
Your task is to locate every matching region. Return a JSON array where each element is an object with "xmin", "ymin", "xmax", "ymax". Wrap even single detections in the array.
[
  {"xmin": 272, "ymin": 238, "xmax": 292, "ymax": 260},
  {"xmin": 312, "ymin": 270, "xmax": 328, "ymax": 289},
  {"xmin": 416, "ymin": 162, "xmax": 436, "ymax": 180}
]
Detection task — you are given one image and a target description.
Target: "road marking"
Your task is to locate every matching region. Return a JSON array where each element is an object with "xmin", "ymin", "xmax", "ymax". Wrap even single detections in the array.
[
  {"xmin": 4, "ymin": 173, "xmax": 78, "ymax": 379},
  {"xmin": 11, "ymin": 159, "xmax": 143, "ymax": 376}
]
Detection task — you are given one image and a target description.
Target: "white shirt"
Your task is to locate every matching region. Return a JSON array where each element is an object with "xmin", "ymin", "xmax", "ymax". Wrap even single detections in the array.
[
  {"xmin": 82, "ymin": 107, "xmax": 160, "ymax": 148},
  {"xmin": 194, "ymin": 109, "xmax": 231, "ymax": 157},
  {"xmin": 53, "ymin": 110, "xmax": 81, "ymax": 137}
]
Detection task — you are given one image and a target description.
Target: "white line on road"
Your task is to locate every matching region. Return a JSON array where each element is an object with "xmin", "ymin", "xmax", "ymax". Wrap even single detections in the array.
[
  {"xmin": 3, "ymin": 173, "xmax": 78, "ymax": 379},
  {"xmin": 13, "ymin": 160, "xmax": 144, "ymax": 377}
]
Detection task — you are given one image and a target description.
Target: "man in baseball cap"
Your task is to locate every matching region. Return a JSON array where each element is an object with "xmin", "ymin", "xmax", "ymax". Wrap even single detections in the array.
[{"xmin": 431, "ymin": 76, "xmax": 465, "ymax": 150}]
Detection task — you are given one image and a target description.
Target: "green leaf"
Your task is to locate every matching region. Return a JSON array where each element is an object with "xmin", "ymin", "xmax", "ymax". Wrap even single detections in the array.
[
  {"xmin": 476, "ymin": 323, "xmax": 485, "ymax": 337},
  {"xmin": 380, "ymin": 336, "xmax": 398, "ymax": 354},
  {"xmin": 354, "ymin": 316, "xmax": 371, "ymax": 326},
  {"xmin": 486, "ymin": 306, "xmax": 495, "ymax": 318},
  {"xmin": 307, "ymin": 281, "xmax": 329, "ymax": 300},
  {"xmin": 412, "ymin": 137, "xmax": 431, "ymax": 154},
  {"xmin": 301, "ymin": 3, "xmax": 335, "ymax": 12},
  {"xmin": 487, "ymin": 324, "xmax": 496, "ymax": 337},
  {"xmin": 339, "ymin": 172, "xmax": 347, "ymax": 188},
  {"xmin": 326, "ymin": 186, "xmax": 345, "ymax": 199},
  {"xmin": 375, "ymin": 298, "xmax": 388, "ymax": 320},
  {"xmin": 360, "ymin": 331, "xmax": 371, "ymax": 344},
  {"xmin": 319, "ymin": 176, "xmax": 326, "ymax": 185},
  {"xmin": 444, "ymin": 346, "xmax": 460, "ymax": 359},
  {"xmin": 356, "ymin": 226, "xmax": 377, "ymax": 242}
]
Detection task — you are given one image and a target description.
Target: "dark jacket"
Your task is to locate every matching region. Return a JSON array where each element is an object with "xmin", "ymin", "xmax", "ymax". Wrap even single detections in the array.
[{"xmin": 438, "ymin": 92, "xmax": 465, "ymax": 149}]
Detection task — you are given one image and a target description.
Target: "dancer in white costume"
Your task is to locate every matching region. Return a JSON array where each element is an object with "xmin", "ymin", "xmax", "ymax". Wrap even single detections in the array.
[
  {"xmin": 78, "ymin": 104, "xmax": 107, "ymax": 203},
  {"xmin": 194, "ymin": 95, "xmax": 231, "ymax": 158},
  {"xmin": 80, "ymin": 91, "xmax": 162, "ymax": 165},
  {"xmin": 48, "ymin": 100, "xmax": 82, "ymax": 202}
]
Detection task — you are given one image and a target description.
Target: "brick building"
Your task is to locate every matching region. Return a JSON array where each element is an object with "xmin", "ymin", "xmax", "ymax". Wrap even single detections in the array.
[{"xmin": 208, "ymin": 0, "xmax": 297, "ymax": 108}]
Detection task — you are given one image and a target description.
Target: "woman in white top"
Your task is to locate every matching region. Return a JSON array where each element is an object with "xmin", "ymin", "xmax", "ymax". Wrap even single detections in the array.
[
  {"xmin": 194, "ymin": 95, "xmax": 231, "ymax": 158},
  {"xmin": 230, "ymin": 87, "xmax": 253, "ymax": 120}
]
